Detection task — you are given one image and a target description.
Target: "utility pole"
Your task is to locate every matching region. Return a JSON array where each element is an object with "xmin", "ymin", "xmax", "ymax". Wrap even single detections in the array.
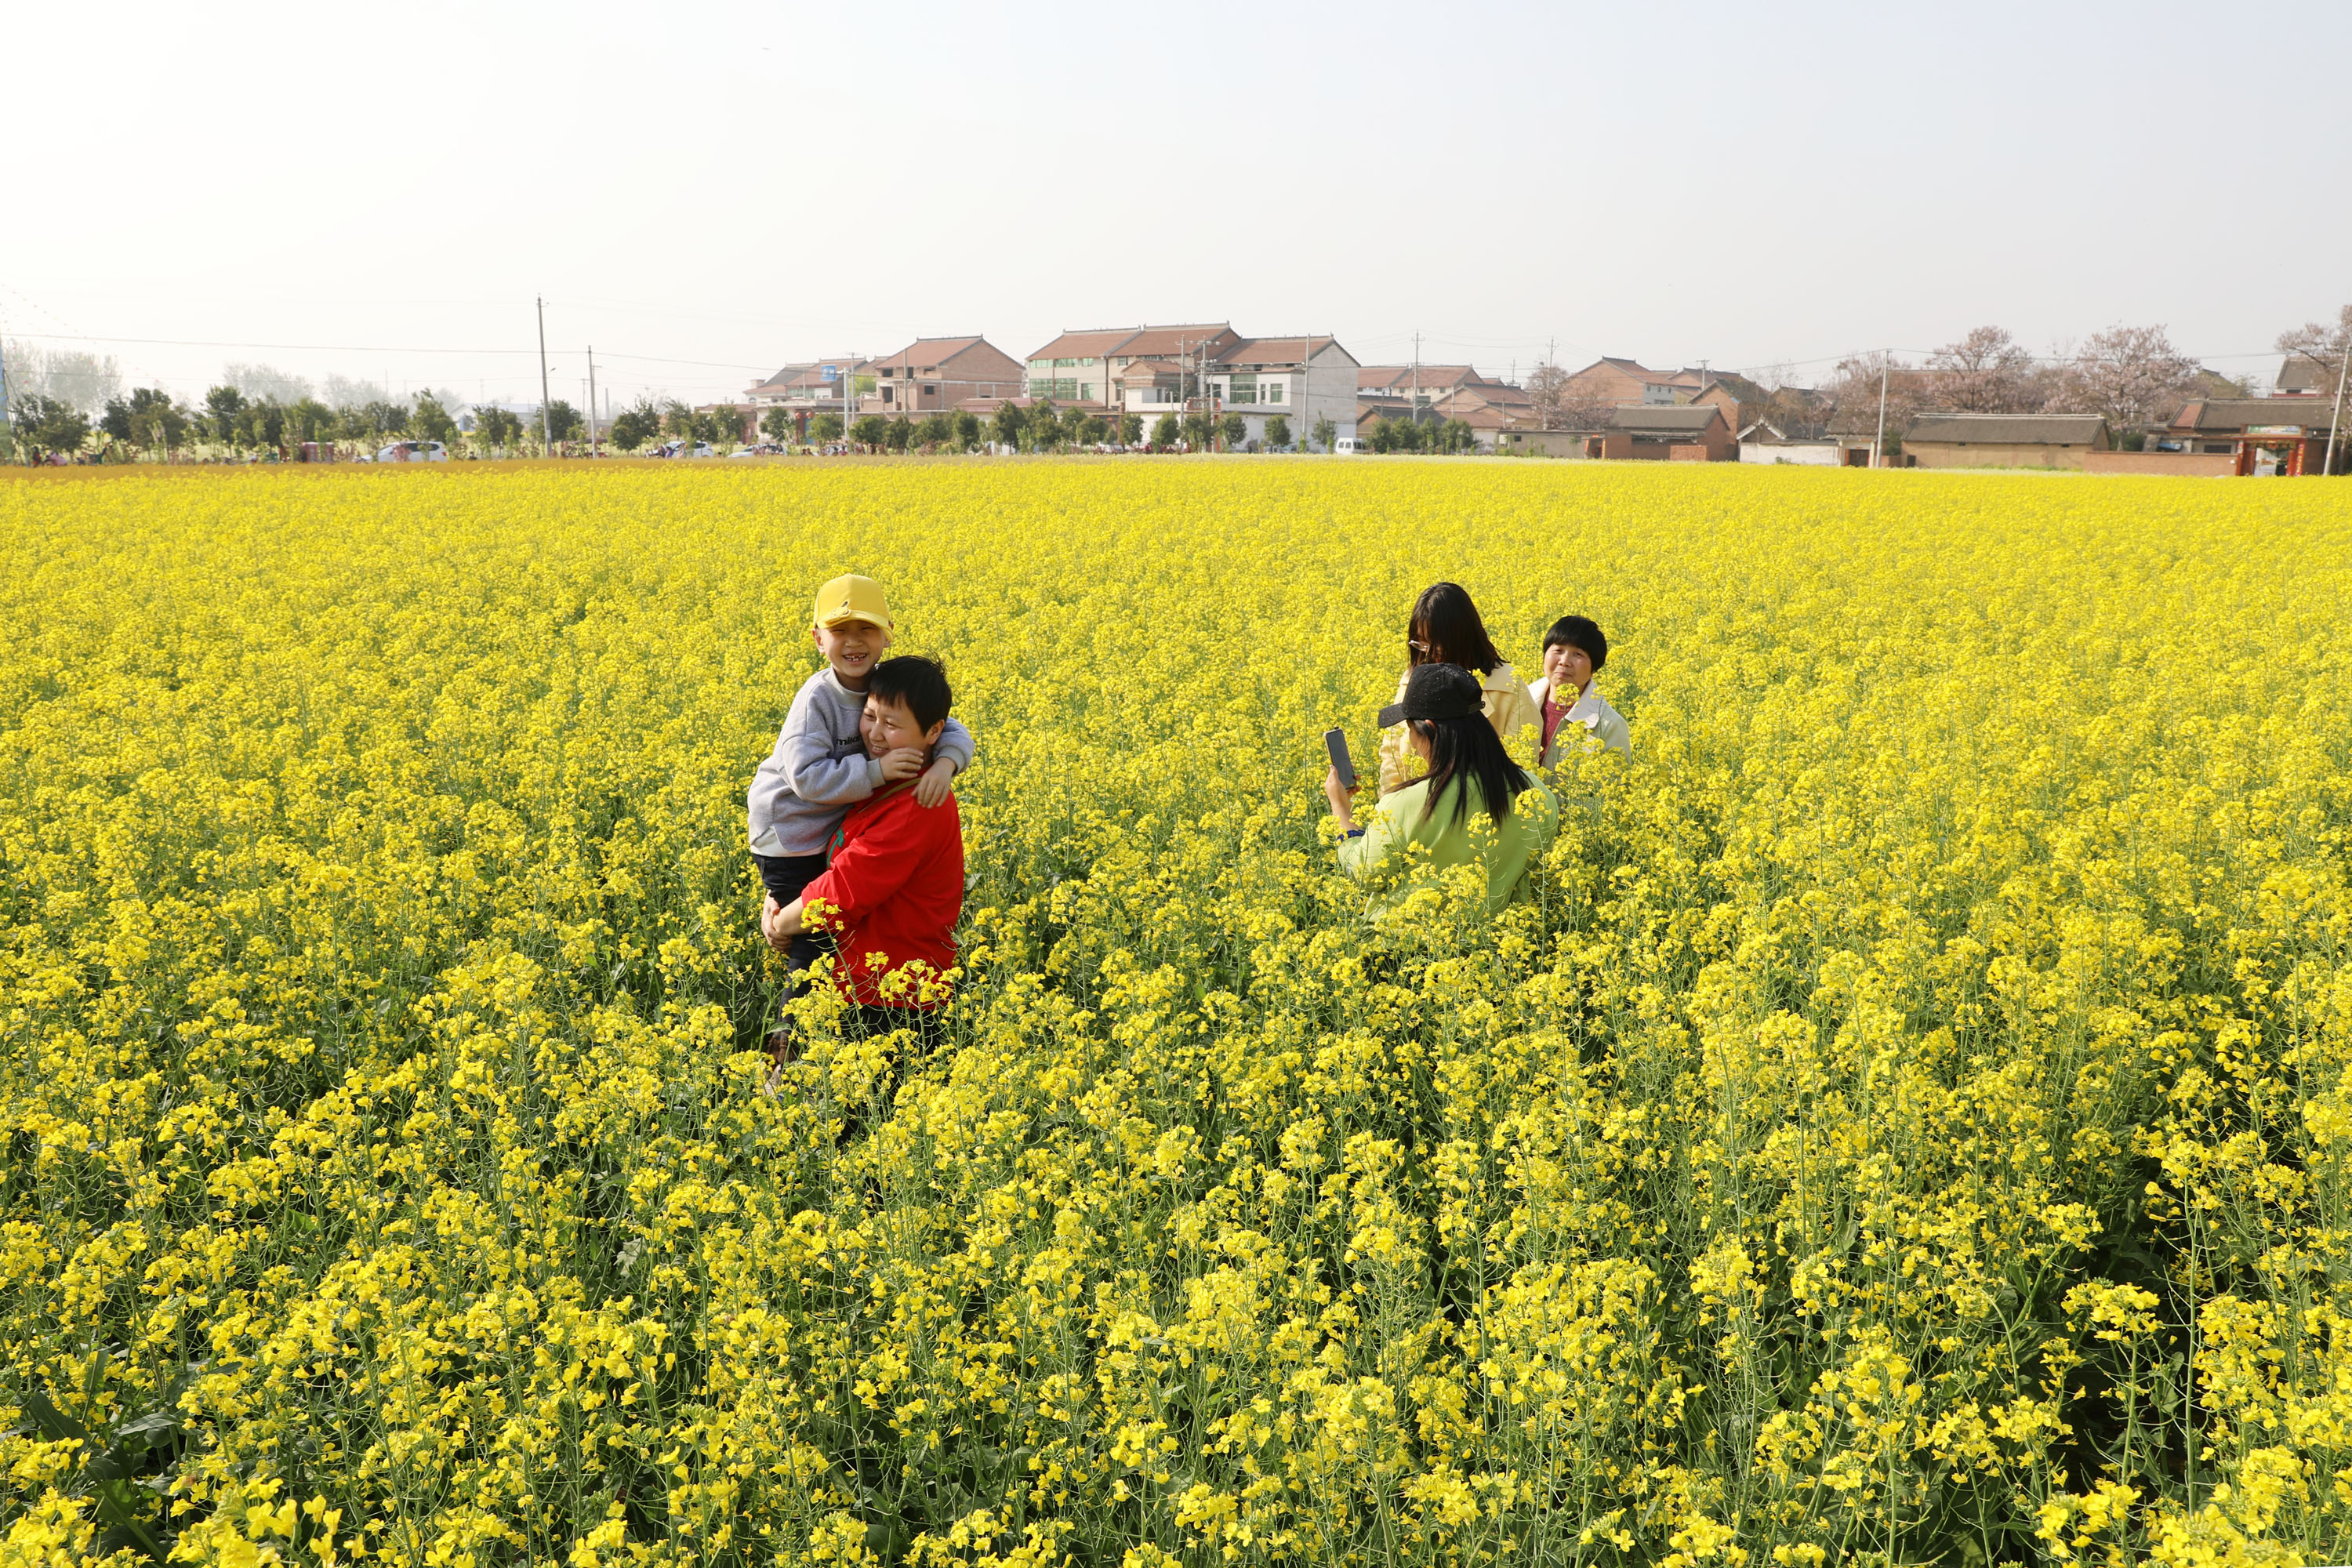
[
  {"xmin": 586, "ymin": 346, "xmax": 601, "ymax": 459},
  {"xmin": 2325, "ymin": 339, "xmax": 2349, "ymax": 478},
  {"xmin": 536, "ymin": 297, "xmax": 554, "ymax": 456},
  {"xmin": 1180, "ymin": 335, "xmax": 1199, "ymax": 451},
  {"xmin": 1872, "ymin": 354, "xmax": 1889, "ymax": 470}
]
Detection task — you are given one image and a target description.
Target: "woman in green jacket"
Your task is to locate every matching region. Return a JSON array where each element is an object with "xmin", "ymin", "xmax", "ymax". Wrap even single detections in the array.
[{"xmin": 1326, "ymin": 663, "xmax": 1558, "ymax": 914}]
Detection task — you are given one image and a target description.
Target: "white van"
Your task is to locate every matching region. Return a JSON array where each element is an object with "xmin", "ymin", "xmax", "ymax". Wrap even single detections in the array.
[
  {"xmin": 374, "ymin": 441, "xmax": 448, "ymax": 463},
  {"xmin": 1333, "ymin": 437, "xmax": 1368, "ymax": 455}
]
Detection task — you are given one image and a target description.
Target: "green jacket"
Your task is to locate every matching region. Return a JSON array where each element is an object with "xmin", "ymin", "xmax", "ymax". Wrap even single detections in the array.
[{"xmin": 1339, "ymin": 772, "xmax": 1559, "ymax": 913}]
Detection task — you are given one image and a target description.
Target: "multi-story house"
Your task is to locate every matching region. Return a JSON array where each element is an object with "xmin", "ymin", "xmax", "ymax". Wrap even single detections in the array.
[
  {"xmin": 1356, "ymin": 364, "xmax": 1530, "ymax": 449},
  {"xmin": 866, "ymin": 336, "xmax": 1025, "ymax": 419},
  {"xmin": 1200, "ymin": 336, "xmax": 1361, "ymax": 448},
  {"xmin": 1560, "ymin": 357, "xmax": 1705, "ymax": 408},
  {"xmin": 1022, "ymin": 324, "xmax": 1242, "ymax": 404},
  {"xmin": 1005, "ymin": 322, "xmax": 1361, "ymax": 448},
  {"xmin": 744, "ymin": 358, "xmax": 875, "ymax": 435}
]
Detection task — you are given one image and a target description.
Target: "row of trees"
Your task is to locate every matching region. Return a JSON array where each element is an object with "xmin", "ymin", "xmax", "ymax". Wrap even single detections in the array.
[
  {"xmin": 6, "ymin": 380, "xmax": 592, "ymax": 463},
  {"xmin": 723, "ymin": 401, "xmax": 1323, "ymax": 455},
  {"xmin": 1515, "ymin": 308, "xmax": 2352, "ymax": 440},
  {"xmin": 1819, "ymin": 324, "xmax": 2228, "ymax": 439},
  {"xmin": 1821, "ymin": 310, "xmax": 2352, "ymax": 437},
  {"xmin": 1362, "ymin": 413, "xmax": 1480, "ymax": 454}
]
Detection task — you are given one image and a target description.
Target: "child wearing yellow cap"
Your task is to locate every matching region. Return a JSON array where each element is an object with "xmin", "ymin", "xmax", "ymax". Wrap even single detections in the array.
[{"xmin": 746, "ymin": 575, "xmax": 974, "ymax": 988}]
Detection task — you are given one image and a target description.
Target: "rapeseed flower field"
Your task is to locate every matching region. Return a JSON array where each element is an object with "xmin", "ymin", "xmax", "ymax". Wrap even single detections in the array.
[{"xmin": 4, "ymin": 459, "xmax": 2350, "ymax": 1568}]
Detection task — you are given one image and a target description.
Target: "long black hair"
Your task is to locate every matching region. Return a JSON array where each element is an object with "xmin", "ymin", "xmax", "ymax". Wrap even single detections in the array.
[
  {"xmin": 1408, "ymin": 582, "xmax": 1504, "ymax": 675},
  {"xmin": 1414, "ymin": 710, "xmax": 1534, "ymax": 828}
]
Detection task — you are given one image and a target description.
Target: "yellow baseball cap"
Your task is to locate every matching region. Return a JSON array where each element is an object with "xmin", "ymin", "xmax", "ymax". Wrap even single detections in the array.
[{"xmin": 811, "ymin": 574, "xmax": 894, "ymax": 633}]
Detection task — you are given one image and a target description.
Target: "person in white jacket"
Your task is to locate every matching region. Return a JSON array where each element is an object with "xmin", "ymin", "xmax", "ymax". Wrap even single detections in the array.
[{"xmin": 1526, "ymin": 615, "xmax": 1630, "ymax": 765}]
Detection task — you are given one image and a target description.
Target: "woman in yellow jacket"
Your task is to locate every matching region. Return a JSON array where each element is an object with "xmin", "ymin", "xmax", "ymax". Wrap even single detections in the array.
[{"xmin": 1375, "ymin": 582, "xmax": 1539, "ymax": 795}]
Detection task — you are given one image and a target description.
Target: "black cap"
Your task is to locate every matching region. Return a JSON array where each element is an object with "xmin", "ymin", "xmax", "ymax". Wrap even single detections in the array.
[{"xmin": 1378, "ymin": 662, "xmax": 1484, "ymax": 728}]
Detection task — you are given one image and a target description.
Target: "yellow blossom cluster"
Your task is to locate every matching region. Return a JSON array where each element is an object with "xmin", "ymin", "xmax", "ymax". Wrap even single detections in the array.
[{"xmin": 2, "ymin": 459, "xmax": 2350, "ymax": 1566}]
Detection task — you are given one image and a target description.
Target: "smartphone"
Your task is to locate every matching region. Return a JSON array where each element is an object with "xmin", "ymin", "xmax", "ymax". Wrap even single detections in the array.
[{"xmin": 1323, "ymin": 728, "xmax": 1356, "ymax": 789}]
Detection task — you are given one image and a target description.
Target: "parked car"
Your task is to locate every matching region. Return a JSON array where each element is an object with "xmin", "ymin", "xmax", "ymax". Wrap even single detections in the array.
[
  {"xmin": 1332, "ymin": 437, "xmax": 1368, "ymax": 455},
  {"xmin": 727, "ymin": 443, "xmax": 785, "ymax": 458},
  {"xmin": 375, "ymin": 440, "xmax": 448, "ymax": 463},
  {"xmin": 655, "ymin": 441, "xmax": 716, "ymax": 459}
]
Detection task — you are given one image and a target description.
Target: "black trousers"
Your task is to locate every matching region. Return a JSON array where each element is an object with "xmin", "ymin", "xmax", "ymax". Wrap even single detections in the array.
[
  {"xmin": 849, "ymin": 1004, "xmax": 946, "ymax": 1051},
  {"xmin": 753, "ymin": 851, "xmax": 830, "ymax": 981}
]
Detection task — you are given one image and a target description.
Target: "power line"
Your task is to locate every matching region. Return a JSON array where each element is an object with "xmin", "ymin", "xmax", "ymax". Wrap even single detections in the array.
[{"xmin": 1, "ymin": 328, "xmax": 775, "ymax": 372}]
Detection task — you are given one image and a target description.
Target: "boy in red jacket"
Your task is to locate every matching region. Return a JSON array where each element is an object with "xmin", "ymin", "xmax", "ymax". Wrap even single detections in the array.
[{"xmin": 762, "ymin": 655, "xmax": 964, "ymax": 1044}]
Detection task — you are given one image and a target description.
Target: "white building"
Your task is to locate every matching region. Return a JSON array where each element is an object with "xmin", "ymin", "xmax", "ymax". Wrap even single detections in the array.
[
  {"xmin": 1203, "ymin": 336, "xmax": 1360, "ymax": 450},
  {"xmin": 1021, "ymin": 323, "xmax": 1359, "ymax": 449},
  {"xmin": 1737, "ymin": 422, "xmax": 1844, "ymax": 466}
]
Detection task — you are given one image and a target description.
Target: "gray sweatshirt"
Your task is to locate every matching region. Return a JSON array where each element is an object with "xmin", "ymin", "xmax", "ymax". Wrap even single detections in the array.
[{"xmin": 746, "ymin": 667, "xmax": 976, "ymax": 856}]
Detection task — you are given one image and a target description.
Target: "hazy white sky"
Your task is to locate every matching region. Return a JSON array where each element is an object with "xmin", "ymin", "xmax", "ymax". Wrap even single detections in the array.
[{"xmin": 10, "ymin": 0, "xmax": 2347, "ymax": 408}]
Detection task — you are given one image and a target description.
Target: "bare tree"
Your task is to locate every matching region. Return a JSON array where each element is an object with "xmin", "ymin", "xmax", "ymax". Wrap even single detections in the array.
[
  {"xmin": 2276, "ymin": 303, "xmax": 2352, "ymax": 395},
  {"xmin": 2, "ymin": 340, "xmax": 122, "ymax": 413},
  {"xmin": 1924, "ymin": 325, "xmax": 2034, "ymax": 412},
  {"xmin": 1826, "ymin": 352, "xmax": 1926, "ymax": 442},
  {"xmin": 224, "ymin": 362, "xmax": 315, "ymax": 405},
  {"xmin": 322, "ymin": 374, "xmax": 390, "ymax": 410},
  {"xmin": 1526, "ymin": 361, "xmax": 1567, "ymax": 429},
  {"xmin": 2060, "ymin": 325, "xmax": 2201, "ymax": 432}
]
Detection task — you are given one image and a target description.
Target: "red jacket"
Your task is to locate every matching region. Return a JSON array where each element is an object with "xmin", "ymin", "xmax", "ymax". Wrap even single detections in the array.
[{"xmin": 800, "ymin": 784, "xmax": 964, "ymax": 1008}]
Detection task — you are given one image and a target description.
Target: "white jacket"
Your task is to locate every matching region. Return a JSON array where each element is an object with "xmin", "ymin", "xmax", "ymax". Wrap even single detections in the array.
[{"xmin": 1529, "ymin": 675, "xmax": 1630, "ymax": 764}]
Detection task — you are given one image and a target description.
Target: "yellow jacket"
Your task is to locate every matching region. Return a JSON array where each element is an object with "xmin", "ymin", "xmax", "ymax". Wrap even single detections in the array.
[{"xmin": 1377, "ymin": 660, "xmax": 1540, "ymax": 794}]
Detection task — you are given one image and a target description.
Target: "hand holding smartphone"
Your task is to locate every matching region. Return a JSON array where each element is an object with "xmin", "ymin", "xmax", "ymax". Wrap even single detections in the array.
[{"xmin": 1323, "ymin": 728, "xmax": 1356, "ymax": 789}]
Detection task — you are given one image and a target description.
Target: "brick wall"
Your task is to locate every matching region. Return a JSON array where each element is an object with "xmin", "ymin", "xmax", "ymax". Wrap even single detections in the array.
[{"xmin": 2080, "ymin": 452, "xmax": 2238, "ymax": 477}]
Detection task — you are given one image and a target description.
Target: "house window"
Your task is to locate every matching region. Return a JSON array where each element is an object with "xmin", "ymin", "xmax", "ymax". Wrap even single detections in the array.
[
  {"xmin": 1229, "ymin": 376, "xmax": 1258, "ymax": 404},
  {"xmin": 924, "ymin": 383, "xmax": 938, "ymax": 397},
  {"xmin": 1264, "ymin": 379, "xmax": 1284, "ymax": 404}
]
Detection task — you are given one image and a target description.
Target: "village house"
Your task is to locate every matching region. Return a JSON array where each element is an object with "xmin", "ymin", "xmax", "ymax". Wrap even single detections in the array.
[
  {"xmin": 865, "ymin": 336, "xmax": 1024, "ymax": 420},
  {"xmin": 743, "ymin": 357, "xmax": 875, "ymax": 434},
  {"xmin": 1022, "ymin": 325, "xmax": 1242, "ymax": 404},
  {"xmin": 1495, "ymin": 404, "xmax": 1735, "ymax": 459},
  {"xmin": 1827, "ymin": 405, "xmax": 1902, "ymax": 466},
  {"xmin": 1559, "ymin": 357, "xmax": 1705, "ymax": 408},
  {"xmin": 1009, "ymin": 324, "xmax": 1358, "ymax": 448},
  {"xmin": 2274, "ymin": 354, "xmax": 2338, "ymax": 397},
  {"xmin": 1203, "ymin": 336, "xmax": 1361, "ymax": 448},
  {"xmin": 1688, "ymin": 372, "xmax": 1772, "ymax": 435},
  {"xmin": 1737, "ymin": 423, "xmax": 1842, "ymax": 465},
  {"xmin": 1357, "ymin": 365, "xmax": 1530, "ymax": 449},
  {"xmin": 1902, "ymin": 412, "xmax": 2111, "ymax": 469},
  {"xmin": 2163, "ymin": 398, "xmax": 2345, "ymax": 474},
  {"xmin": 1598, "ymin": 404, "xmax": 1737, "ymax": 459}
]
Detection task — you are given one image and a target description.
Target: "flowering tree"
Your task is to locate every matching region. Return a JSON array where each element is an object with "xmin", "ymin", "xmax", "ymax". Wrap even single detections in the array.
[
  {"xmin": 1924, "ymin": 325, "xmax": 2036, "ymax": 412},
  {"xmin": 2060, "ymin": 324, "xmax": 2201, "ymax": 432}
]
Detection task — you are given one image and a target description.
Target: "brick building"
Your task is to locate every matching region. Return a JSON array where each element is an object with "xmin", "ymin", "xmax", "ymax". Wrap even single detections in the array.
[
  {"xmin": 1559, "ymin": 357, "xmax": 1705, "ymax": 408},
  {"xmin": 866, "ymin": 336, "xmax": 1024, "ymax": 420}
]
